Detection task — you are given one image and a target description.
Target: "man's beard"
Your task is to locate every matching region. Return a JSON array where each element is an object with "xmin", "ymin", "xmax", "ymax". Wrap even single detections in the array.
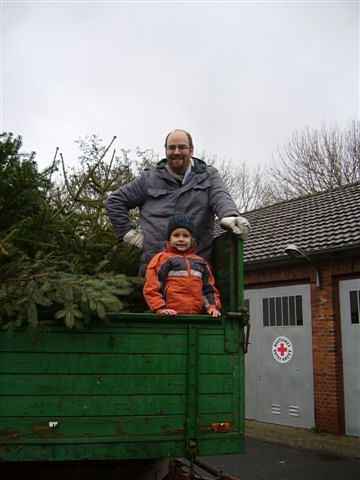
[{"xmin": 168, "ymin": 156, "xmax": 189, "ymax": 174}]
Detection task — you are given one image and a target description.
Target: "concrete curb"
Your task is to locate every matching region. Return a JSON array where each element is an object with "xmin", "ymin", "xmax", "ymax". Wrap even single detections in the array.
[{"xmin": 245, "ymin": 420, "xmax": 360, "ymax": 459}]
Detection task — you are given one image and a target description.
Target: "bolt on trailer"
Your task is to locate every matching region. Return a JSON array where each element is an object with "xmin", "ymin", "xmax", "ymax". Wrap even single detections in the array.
[{"xmin": 0, "ymin": 233, "xmax": 249, "ymax": 477}]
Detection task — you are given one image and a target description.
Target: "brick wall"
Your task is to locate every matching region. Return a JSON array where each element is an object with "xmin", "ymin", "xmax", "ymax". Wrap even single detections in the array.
[{"xmin": 245, "ymin": 257, "xmax": 360, "ymax": 434}]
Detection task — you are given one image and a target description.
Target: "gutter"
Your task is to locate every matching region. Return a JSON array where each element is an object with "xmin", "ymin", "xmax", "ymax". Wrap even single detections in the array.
[{"xmin": 244, "ymin": 244, "xmax": 360, "ymax": 272}]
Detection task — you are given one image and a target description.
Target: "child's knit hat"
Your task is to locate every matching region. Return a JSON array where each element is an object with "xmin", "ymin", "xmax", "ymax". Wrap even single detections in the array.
[{"xmin": 167, "ymin": 214, "xmax": 195, "ymax": 239}]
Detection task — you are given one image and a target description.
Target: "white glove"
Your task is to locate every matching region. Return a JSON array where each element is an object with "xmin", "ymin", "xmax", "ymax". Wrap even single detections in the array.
[
  {"xmin": 123, "ymin": 228, "xmax": 144, "ymax": 249},
  {"xmin": 220, "ymin": 216, "xmax": 250, "ymax": 240}
]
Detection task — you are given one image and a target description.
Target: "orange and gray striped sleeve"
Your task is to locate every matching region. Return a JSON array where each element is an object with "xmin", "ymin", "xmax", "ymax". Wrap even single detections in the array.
[
  {"xmin": 143, "ymin": 253, "xmax": 168, "ymax": 312},
  {"xmin": 202, "ymin": 262, "xmax": 222, "ymax": 311}
]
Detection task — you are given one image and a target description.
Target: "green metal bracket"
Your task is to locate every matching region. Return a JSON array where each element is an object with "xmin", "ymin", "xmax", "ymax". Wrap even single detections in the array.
[
  {"xmin": 239, "ymin": 306, "xmax": 251, "ymax": 354},
  {"xmin": 224, "ymin": 235, "xmax": 249, "ymax": 353},
  {"xmin": 225, "ymin": 309, "xmax": 250, "ymax": 353}
]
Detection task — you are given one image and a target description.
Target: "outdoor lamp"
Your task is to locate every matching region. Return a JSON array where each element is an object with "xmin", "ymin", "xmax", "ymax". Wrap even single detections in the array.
[{"xmin": 284, "ymin": 244, "xmax": 321, "ymax": 288}]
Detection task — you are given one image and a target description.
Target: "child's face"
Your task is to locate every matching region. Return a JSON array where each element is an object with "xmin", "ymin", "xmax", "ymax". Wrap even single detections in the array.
[{"xmin": 169, "ymin": 228, "xmax": 192, "ymax": 252}]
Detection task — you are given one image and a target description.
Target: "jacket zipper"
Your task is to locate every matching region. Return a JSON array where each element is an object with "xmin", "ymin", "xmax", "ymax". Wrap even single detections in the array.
[{"xmin": 185, "ymin": 256, "xmax": 191, "ymax": 276}]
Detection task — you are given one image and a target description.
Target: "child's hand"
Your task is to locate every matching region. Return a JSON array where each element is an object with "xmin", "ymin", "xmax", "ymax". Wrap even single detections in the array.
[
  {"xmin": 207, "ymin": 306, "xmax": 221, "ymax": 317},
  {"xmin": 156, "ymin": 308, "xmax": 177, "ymax": 316}
]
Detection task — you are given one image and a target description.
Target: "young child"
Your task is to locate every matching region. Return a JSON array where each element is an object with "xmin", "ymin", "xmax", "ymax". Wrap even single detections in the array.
[{"xmin": 143, "ymin": 215, "xmax": 221, "ymax": 317}]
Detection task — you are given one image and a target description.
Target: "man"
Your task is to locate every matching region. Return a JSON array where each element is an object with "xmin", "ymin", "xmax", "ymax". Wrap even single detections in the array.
[{"xmin": 106, "ymin": 129, "xmax": 250, "ymax": 273}]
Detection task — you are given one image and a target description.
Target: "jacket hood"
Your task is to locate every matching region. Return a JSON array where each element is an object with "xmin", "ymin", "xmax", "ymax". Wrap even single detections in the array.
[{"xmin": 156, "ymin": 157, "xmax": 207, "ymax": 174}]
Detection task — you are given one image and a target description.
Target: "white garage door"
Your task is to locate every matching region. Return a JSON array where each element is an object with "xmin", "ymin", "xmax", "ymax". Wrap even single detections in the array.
[
  {"xmin": 339, "ymin": 278, "xmax": 360, "ymax": 437},
  {"xmin": 245, "ymin": 284, "xmax": 315, "ymax": 428}
]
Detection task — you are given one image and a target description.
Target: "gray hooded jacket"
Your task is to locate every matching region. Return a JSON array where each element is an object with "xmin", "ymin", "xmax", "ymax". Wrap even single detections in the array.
[{"xmin": 106, "ymin": 157, "xmax": 239, "ymax": 269}]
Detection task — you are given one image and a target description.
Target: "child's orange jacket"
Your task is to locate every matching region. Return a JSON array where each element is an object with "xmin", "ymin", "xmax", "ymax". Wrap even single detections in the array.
[{"xmin": 143, "ymin": 243, "xmax": 221, "ymax": 314}]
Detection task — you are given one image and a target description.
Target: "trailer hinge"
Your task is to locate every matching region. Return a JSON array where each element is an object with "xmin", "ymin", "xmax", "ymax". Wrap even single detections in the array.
[{"xmin": 187, "ymin": 438, "xmax": 198, "ymax": 460}]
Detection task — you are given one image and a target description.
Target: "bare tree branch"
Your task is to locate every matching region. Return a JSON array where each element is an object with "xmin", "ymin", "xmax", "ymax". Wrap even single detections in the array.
[{"xmin": 267, "ymin": 121, "xmax": 360, "ymax": 201}]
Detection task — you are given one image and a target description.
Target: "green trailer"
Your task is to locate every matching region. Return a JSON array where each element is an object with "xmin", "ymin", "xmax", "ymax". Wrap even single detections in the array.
[{"xmin": 0, "ymin": 233, "xmax": 248, "ymax": 470}]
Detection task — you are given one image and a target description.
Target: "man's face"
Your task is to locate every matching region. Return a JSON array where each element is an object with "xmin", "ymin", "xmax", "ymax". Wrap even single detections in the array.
[{"xmin": 166, "ymin": 131, "xmax": 193, "ymax": 174}]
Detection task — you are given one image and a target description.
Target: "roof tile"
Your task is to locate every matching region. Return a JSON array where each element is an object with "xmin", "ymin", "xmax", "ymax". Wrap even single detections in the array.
[{"xmin": 215, "ymin": 182, "xmax": 360, "ymax": 264}]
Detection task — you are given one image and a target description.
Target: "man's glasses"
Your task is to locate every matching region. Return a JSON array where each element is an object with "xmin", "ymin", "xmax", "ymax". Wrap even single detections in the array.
[{"xmin": 166, "ymin": 144, "xmax": 191, "ymax": 152}]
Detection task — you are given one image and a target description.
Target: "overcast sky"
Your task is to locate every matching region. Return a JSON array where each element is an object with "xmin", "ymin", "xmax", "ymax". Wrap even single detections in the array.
[{"xmin": 1, "ymin": 0, "xmax": 358, "ymax": 171}]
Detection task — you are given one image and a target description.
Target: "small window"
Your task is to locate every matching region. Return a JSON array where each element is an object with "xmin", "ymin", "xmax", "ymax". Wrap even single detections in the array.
[
  {"xmin": 263, "ymin": 295, "xmax": 304, "ymax": 327},
  {"xmin": 269, "ymin": 297, "xmax": 276, "ymax": 326},
  {"xmin": 263, "ymin": 298, "xmax": 269, "ymax": 326},
  {"xmin": 276, "ymin": 297, "xmax": 282, "ymax": 326},
  {"xmin": 349, "ymin": 290, "xmax": 360, "ymax": 324},
  {"xmin": 296, "ymin": 295, "xmax": 303, "ymax": 326},
  {"xmin": 282, "ymin": 297, "xmax": 289, "ymax": 326},
  {"xmin": 289, "ymin": 296, "xmax": 296, "ymax": 326}
]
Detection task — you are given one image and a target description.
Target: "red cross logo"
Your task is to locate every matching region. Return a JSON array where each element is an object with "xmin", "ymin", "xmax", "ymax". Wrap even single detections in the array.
[
  {"xmin": 277, "ymin": 342, "xmax": 288, "ymax": 357},
  {"xmin": 272, "ymin": 336, "xmax": 293, "ymax": 364}
]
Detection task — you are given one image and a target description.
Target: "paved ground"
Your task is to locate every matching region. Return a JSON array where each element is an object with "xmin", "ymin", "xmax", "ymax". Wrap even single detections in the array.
[
  {"xmin": 203, "ymin": 437, "xmax": 360, "ymax": 480},
  {"xmin": 179, "ymin": 420, "xmax": 360, "ymax": 479},
  {"xmin": 200, "ymin": 419, "xmax": 360, "ymax": 480},
  {"xmin": 245, "ymin": 419, "xmax": 360, "ymax": 459}
]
